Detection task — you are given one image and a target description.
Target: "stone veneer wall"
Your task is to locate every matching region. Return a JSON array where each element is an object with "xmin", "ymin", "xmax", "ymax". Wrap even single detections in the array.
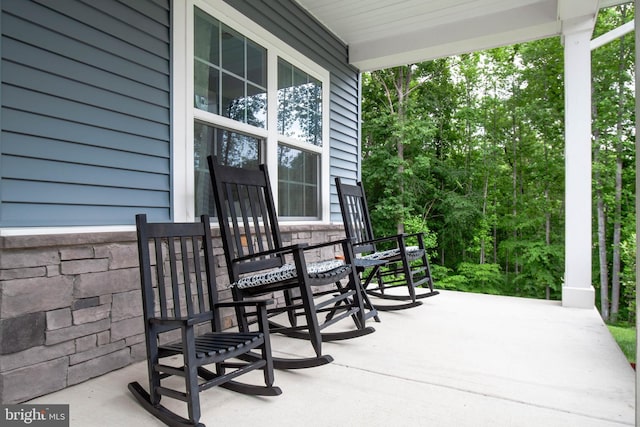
[{"xmin": 0, "ymin": 224, "xmax": 345, "ymax": 403}]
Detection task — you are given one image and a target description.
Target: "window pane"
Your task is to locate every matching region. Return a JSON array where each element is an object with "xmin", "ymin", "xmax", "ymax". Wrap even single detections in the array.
[
  {"xmin": 246, "ymin": 83, "xmax": 267, "ymax": 128},
  {"xmin": 221, "ymin": 25, "xmax": 244, "ymax": 76},
  {"xmin": 222, "ymin": 72, "xmax": 245, "ymax": 121},
  {"xmin": 194, "ymin": 8, "xmax": 219, "ymax": 65},
  {"xmin": 194, "ymin": 61, "xmax": 219, "ymax": 113},
  {"xmin": 247, "ymin": 40, "xmax": 266, "ymax": 87},
  {"xmin": 277, "ymin": 59, "xmax": 322, "ymax": 146},
  {"xmin": 194, "ymin": 123, "xmax": 261, "ymax": 216},
  {"xmin": 277, "ymin": 145, "xmax": 318, "ymax": 218}
]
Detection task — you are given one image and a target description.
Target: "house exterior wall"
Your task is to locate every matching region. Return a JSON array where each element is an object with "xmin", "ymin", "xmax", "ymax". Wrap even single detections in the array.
[{"xmin": 0, "ymin": 0, "xmax": 359, "ymax": 403}]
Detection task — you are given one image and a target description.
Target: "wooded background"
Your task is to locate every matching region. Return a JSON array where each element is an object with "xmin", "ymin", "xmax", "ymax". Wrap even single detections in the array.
[{"xmin": 360, "ymin": 4, "xmax": 635, "ymax": 324}]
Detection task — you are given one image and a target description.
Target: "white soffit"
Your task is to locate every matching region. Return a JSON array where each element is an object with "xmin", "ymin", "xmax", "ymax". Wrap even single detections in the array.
[{"xmin": 296, "ymin": 0, "xmax": 602, "ymax": 71}]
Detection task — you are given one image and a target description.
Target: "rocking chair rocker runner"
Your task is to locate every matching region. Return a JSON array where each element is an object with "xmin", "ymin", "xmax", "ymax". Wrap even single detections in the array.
[
  {"xmin": 207, "ymin": 156, "xmax": 376, "ymax": 370},
  {"xmin": 128, "ymin": 214, "xmax": 281, "ymax": 427},
  {"xmin": 335, "ymin": 178, "xmax": 439, "ymax": 311}
]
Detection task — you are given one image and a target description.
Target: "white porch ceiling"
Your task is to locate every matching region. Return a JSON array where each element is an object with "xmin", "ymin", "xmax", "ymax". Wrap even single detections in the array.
[{"xmin": 295, "ymin": 0, "xmax": 602, "ymax": 71}]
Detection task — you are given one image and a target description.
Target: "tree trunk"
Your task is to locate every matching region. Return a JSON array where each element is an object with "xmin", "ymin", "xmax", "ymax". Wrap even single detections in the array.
[
  {"xmin": 545, "ymin": 188, "xmax": 551, "ymax": 300},
  {"xmin": 394, "ymin": 67, "xmax": 413, "ymax": 235},
  {"xmin": 610, "ymin": 13, "xmax": 628, "ymax": 323},
  {"xmin": 480, "ymin": 174, "xmax": 488, "ymax": 264},
  {"xmin": 593, "ymin": 96, "xmax": 610, "ymax": 321}
]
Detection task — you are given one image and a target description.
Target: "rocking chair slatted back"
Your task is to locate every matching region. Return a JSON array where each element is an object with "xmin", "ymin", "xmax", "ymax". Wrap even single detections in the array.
[
  {"xmin": 208, "ymin": 157, "xmax": 284, "ymax": 277},
  {"xmin": 335, "ymin": 180, "xmax": 376, "ymax": 254},
  {"xmin": 138, "ymin": 218, "xmax": 218, "ymax": 326}
]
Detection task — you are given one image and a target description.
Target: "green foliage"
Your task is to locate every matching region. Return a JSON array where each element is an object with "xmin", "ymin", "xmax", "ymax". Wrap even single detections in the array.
[
  {"xmin": 511, "ymin": 241, "xmax": 564, "ymax": 299},
  {"xmin": 620, "ymin": 230, "xmax": 636, "ymax": 324},
  {"xmin": 456, "ymin": 262, "xmax": 504, "ymax": 294},
  {"xmin": 607, "ymin": 324, "xmax": 636, "ymax": 363},
  {"xmin": 360, "ymin": 6, "xmax": 635, "ymax": 307}
]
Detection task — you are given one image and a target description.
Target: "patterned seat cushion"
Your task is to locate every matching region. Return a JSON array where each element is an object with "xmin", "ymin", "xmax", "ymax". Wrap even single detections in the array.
[
  {"xmin": 360, "ymin": 246, "xmax": 424, "ymax": 261},
  {"xmin": 233, "ymin": 259, "xmax": 350, "ymax": 289}
]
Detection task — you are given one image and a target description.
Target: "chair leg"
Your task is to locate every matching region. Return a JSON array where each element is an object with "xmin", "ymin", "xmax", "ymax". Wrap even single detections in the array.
[
  {"xmin": 400, "ymin": 259, "xmax": 417, "ymax": 302},
  {"xmin": 284, "ymin": 289, "xmax": 298, "ymax": 327},
  {"xmin": 183, "ymin": 328, "xmax": 202, "ymax": 425},
  {"xmin": 297, "ymin": 281, "xmax": 323, "ymax": 356},
  {"xmin": 147, "ymin": 345, "xmax": 162, "ymax": 406},
  {"xmin": 232, "ymin": 289, "xmax": 251, "ymax": 333},
  {"xmin": 255, "ymin": 301, "xmax": 276, "ymax": 387}
]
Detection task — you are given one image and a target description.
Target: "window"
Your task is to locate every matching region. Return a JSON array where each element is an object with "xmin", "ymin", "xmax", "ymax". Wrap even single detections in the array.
[
  {"xmin": 189, "ymin": 3, "xmax": 328, "ymax": 221},
  {"xmin": 194, "ymin": 9, "xmax": 266, "ymax": 126}
]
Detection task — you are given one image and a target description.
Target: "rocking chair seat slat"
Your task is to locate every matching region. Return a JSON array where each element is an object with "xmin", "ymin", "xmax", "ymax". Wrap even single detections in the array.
[
  {"xmin": 233, "ymin": 260, "xmax": 350, "ymax": 289},
  {"xmin": 160, "ymin": 332, "xmax": 263, "ymax": 358}
]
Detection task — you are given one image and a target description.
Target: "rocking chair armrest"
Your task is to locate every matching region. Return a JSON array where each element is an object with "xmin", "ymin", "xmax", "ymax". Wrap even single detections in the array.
[
  {"xmin": 149, "ymin": 312, "xmax": 215, "ymax": 327},
  {"xmin": 233, "ymin": 243, "xmax": 309, "ymax": 263},
  {"xmin": 401, "ymin": 231, "xmax": 427, "ymax": 242},
  {"xmin": 354, "ymin": 234, "xmax": 406, "ymax": 247},
  {"xmin": 302, "ymin": 237, "xmax": 352, "ymax": 252}
]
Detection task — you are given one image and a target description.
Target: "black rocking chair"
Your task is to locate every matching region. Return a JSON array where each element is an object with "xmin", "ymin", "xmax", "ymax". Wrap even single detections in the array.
[
  {"xmin": 128, "ymin": 214, "xmax": 281, "ymax": 427},
  {"xmin": 207, "ymin": 156, "xmax": 376, "ymax": 370},
  {"xmin": 335, "ymin": 177, "xmax": 439, "ymax": 311}
]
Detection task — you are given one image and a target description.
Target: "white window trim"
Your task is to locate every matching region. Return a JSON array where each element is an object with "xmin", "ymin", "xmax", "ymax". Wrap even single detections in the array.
[{"xmin": 174, "ymin": 0, "xmax": 331, "ymax": 223}]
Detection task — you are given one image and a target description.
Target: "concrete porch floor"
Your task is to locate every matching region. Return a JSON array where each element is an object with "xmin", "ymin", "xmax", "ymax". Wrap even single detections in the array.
[{"xmin": 30, "ymin": 290, "xmax": 635, "ymax": 426}]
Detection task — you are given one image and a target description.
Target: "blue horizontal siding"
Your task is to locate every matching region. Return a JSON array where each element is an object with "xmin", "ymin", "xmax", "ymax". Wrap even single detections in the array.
[
  {"xmin": 2, "ymin": 157, "xmax": 169, "ymax": 191},
  {"xmin": 2, "ymin": 110, "xmax": 169, "ymax": 158},
  {"xmin": 1, "ymin": 203, "xmax": 169, "ymax": 225},
  {"xmin": 0, "ymin": 0, "xmax": 171, "ymax": 227}
]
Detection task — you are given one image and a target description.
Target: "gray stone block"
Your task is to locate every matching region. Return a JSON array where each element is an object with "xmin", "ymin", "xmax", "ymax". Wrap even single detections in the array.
[
  {"xmin": 67, "ymin": 348, "xmax": 131, "ymax": 386},
  {"xmin": 69, "ymin": 340, "xmax": 125, "ymax": 365},
  {"xmin": 96, "ymin": 331, "xmax": 110, "ymax": 346},
  {"xmin": 0, "ymin": 341, "xmax": 74, "ymax": 372},
  {"xmin": 61, "ymin": 258, "xmax": 109, "ymax": 275},
  {"xmin": 99, "ymin": 294, "xmax": 113, "ymax": 305},
  {"xmin": 46, "ymin": 265, "xmax": 60, "ymax": 277},
  {"xmin": 75, "ymin": 334, "xmax": 96, "ymax": 353},
  {"xmin": 95, "ymin": 244, "xmax": 139, "ymax": 269},
  {"xmin": 72, "ymin": 297, "xmax": 100, "ymax": 311},
  {"xmin": 46, "ymin": 308, "xmax": 72, "ymax": 330},
  {"xmin": 110, "ymin": 317, "xmax": 144, "ymax": 341},
  {"xmin": 0, "ymin": 312, "xmax": 46, "ymax": 354},
  {"xmin": 73, "ymin": 268, "xmax": 139, "ymax": 298},
  {"xmin": 125, "ymin": 333, "xmax": 144, "ymax": 346},
  {"xmin": 111, "ymin": 290, "xmax": 142, "ymax": 321},
  {"xmin": 0, "ymin": 249, "xmax": 59, "ymax": 269},
  {"xmin": 130, "ymin": 342, "xmax": 147, "ymax": 361},
  {"xmin": 0, "ymin": 357, "xmax": 68, "ymax": 404},
  {"xmin": 46, "ymin": 318, "xmax": 111, "ymax": 346},
  {"xmin": 59, "ymin": 247, "xmax": 94, "ymax": 261},
  {"xmin": 1, "ymin": 276, "xmax": 73, "ymax": 318},
  {"xmin": 72, "ymin": 304, "xmax": 111, "ymax": 325},
  {"xmin": 0, "ymin": 267, "xmax": 46, "ymax": 281}
]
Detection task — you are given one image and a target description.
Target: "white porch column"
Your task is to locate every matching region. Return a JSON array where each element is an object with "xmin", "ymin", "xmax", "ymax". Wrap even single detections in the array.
[{"xmin": 562, "ymin": 20, "xmax": 595, "ymax": 308}]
